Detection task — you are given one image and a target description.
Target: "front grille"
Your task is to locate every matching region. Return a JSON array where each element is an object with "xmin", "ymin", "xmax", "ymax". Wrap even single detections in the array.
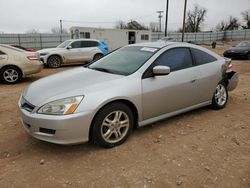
[{"xmin": 21, "ymin": 98, "xmax": 35, "ymax": 112}]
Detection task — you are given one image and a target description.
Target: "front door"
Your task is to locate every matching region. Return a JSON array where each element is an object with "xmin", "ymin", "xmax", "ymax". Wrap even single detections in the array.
[
  {"xmin": 63, "ymin": 41, "xmax": 83, "ymax": 63},
  {"xmin": 142, "ymin": 47, "xmax": 201, "ymax": 120}
]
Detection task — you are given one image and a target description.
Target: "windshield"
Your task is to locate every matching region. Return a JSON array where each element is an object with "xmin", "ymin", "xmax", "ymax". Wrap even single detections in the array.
[
  {"xmin": 57, "ymin": 40, "xmax": 72, "ymax": 48},
  {"xmin": 89, "ymin": 46, "xmax": 159, "ymax": 75},
  {"xmin": 236, "ymin": 41, "xmax": 250, "ymax": 47}
]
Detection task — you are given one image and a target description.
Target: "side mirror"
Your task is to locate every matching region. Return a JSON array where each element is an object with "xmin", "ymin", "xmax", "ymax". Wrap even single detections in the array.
[
  {"xmin": 153, "ymin": 65, "xmax": 170, "ymax": 76},
  {"xmin": 66, "ymin": 46, "xmax": 72, "ymax": 50}
]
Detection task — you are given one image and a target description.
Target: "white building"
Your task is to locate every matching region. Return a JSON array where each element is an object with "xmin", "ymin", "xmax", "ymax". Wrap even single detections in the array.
[{"xmin": 70, "ymin": 27, "xmax": 152, "ymax": 51}]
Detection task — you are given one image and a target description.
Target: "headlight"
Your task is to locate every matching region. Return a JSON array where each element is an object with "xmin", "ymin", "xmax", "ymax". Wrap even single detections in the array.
[{"xmin": 37, "ymin": 96, "xmax": 83, "ymax": 115}]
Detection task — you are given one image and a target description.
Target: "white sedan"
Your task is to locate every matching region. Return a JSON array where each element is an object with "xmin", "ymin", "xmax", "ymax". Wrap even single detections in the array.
[{"xmin": 0, "ymin": 44, "xmax": 43, "ymax": 84}]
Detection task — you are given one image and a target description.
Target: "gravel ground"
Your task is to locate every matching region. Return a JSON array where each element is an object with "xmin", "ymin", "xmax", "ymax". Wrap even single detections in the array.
[{"xmin": 0, "ymin": 42, "xmax": 249, "ymax": 188}]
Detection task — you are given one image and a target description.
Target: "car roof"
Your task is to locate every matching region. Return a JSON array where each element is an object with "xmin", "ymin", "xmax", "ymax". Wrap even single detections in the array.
[
  {"xmin": 0, "ymin": 44, "xmax": 25, "ymax": 52},
  {"xmin": 129, "ymin": 41, "xmax": 179, "ymax": 48},
  {"xmin": 66, "ymin": 39, "xmax": 100, "ymax": 42}
]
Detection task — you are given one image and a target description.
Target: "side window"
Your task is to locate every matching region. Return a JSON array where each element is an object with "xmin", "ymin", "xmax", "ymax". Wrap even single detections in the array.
[
  {"xmin": 71, "ymin": 41, "xmax": 81, "ymax": 49},
  {"xmin": 81, "ymin": 41, "xmax": 98, "ymax": 48},
  {"xmin": 0, "ymin": 50, "xmax": 6, "ymax": 55},
  {"xmin": 191, "ymin": 48, "xmax": 217, "ymax": 65},
  {"xmin": 154, "ymin": 48, "xmax": 193, "ymax": 71}
]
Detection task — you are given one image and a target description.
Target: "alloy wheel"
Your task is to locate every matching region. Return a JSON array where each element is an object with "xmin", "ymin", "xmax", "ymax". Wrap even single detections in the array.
[
  {"xmin": 3, "ymin": 69, "xmax": 19, "ymax": 83},
  {"xmin": 214, "ymin": 84, "xmax": 227, "ymax": 106},
  {"xmin": 101, "ymin": 110, "xmax": 130, "ymax": 144}
]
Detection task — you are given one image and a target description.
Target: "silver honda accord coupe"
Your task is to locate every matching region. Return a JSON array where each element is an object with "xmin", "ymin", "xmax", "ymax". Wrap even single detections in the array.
[{"xmin": 19, "ymin": 42, "xmax": 238, "ymax": 148}]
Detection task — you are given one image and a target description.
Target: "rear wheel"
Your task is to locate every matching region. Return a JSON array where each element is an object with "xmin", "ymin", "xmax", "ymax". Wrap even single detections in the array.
[
  {"xmin": 247, "ymin": 53, "xmax": 250, "ymax": 60},
  {"xmin": 0, "ymin": 66, "xmax": 22, "ymax": 84},
  {"xmin": 93, "ymin": 54, "xmax": 103, "ymax": 61},
  {"xmin": 211, "ymin": 82, "xmax": 228, "ymax": 109},
  {"xmin": 91, "ymin": 102, "xmax": 134, "ymax": 148},
  {"xmin": 47, "ymin": 55, "xmax": 62, "ymax": 68}
]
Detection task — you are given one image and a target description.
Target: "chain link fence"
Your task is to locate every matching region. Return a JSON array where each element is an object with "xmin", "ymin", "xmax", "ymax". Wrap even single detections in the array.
[
  {"xmin": 0, "ymin": 33, "xmax": 70, "ymax": 50},
  {"xmin": 152, "ymin": 29, "xmax": 250, "ymax": 43},
  {"xmin": 0, "ymin": 29, "xmax": 249, "ymax": 50}
]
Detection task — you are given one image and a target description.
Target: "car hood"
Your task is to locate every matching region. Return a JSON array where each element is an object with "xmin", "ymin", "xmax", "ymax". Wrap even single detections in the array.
[
  {"xmin": 226, "ymin": 46, "xmax": 250, "ymax": 52},
  {"xmin": 37, "ymin": 48, "xmax": 63, "ymax": 54},
  {"xmin": 22, "ymin": 67, "xmax": 124, "ymax": 106}
]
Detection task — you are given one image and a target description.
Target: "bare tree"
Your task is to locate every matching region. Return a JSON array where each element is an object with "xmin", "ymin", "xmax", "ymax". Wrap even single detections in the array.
[
  {"xmin": 115, "ymin": 20, "xmax": 127, "ymax": 29},
  {"xmin": 216, "ymin": 16, "xmax": 240, "ymax": 31},
  {"xmin": 115, "ymin": 20, "xmax": 148, "ymax": 30},
  {"xmin": 241, "ymin": 9, "xmax": 250, "ymax": 29},
  {"xmin": 51, "ymin": 27, "xmax": 68, "ymax": 34},
  {"xmin": 185, "ymin": 4, "xmax": 207, "ymax": 32},
  {"xmin": 149, "ymin": 22, "xmax": 158, "ymax": 32},
  {"xmin": 26, "ymin": 29, "xmax": 40, "ymax": 34}
]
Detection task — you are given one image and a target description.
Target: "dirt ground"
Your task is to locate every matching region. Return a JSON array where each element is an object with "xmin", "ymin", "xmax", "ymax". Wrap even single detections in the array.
[{"xmin": 0, "ymin": 42, "xmax": 249, "ymax": 188}]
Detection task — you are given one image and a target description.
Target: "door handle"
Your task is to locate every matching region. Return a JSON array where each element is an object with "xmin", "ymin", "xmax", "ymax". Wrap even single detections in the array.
[{"xmin": 190, "ymin": 79, "xmax": 196, "ymax": 83}]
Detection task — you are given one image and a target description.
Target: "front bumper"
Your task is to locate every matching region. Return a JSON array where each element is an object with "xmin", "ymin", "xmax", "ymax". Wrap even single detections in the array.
[{"xmin": 18, "ymin": 100, "xmax": 94, "ymax": 145}]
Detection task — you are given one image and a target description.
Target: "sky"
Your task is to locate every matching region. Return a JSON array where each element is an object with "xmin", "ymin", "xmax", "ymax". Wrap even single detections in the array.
[{"xmin": 0, "ymin": 0, "xmax": 249, "ymax": 33}]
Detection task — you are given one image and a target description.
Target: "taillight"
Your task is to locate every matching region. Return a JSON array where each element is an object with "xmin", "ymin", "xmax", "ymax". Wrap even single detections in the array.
[
  {"xmin": 27, "ymin": 55, "xmax": 39, "ymax": 61},
  {"xmin": 226, "ymin": 62, "xmax": 233, "ymax": 73}
]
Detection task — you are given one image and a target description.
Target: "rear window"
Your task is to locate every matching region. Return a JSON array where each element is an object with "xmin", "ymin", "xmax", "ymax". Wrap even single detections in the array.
[{"xmin": 191, "ymin": 48, "xmax": 217, "ymax": 65}]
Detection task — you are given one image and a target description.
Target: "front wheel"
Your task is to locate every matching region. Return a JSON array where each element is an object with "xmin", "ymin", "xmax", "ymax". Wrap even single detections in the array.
[
  {"xmin": 47, "ymin": 55, "xmax": 62, "ymax": 68},
  {"xmin": 91, "ymin": 102, "xmax": 134, "ymax": 148},
  {"xmin": 211, "ymin": 83, "xmax": 228, "ymax": 109}
]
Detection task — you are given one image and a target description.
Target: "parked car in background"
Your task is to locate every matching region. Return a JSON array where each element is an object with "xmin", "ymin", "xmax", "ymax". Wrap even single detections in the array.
[
  {"xmin": 10, "ymin": 44, "xmax": 34, "ymax": 52},
  {"xmin": 223, "ymin": 41, "xmax": 250, "ymax": 59},
  {"xmin": 0, "ymin": 44, "xmax": 43, "ymax": 84},
  {"xmin": 19, "ymin": 42, "xmax": 238, "ymax": 148},
  {"xmin": 38, "ymin": 39, "xmax": 109, "ymax": 68},
  {"xmin": 158, "ymin": 36, "xmax": 176, "ymax": 42}
]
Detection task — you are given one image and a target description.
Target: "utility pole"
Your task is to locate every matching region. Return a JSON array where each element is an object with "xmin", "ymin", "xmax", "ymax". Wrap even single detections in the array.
[
  {"xmin": 165, "ymin": 0, "xmax": 169, "ymax": 37},
  {"xmin": 181, "ymin": 0, "xmax": 187, "ymax": 42},
  {"xmin": 60, "ymin": 19, "xmax": 63, "ymax": 34},
  {"xmin": 157, "ymin": 11, "xmax": 164, "ymax": 32}
]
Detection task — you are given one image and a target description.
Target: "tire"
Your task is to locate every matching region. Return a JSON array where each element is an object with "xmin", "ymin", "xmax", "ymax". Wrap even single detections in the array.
[
  {"xmin": 247, "ymin": 53, "xmax": 250, "ymax": 60},
  {"xmin": 0, "ymin": 66, "xmax": 22, "ymax": 84},
  {"xmin": 211, "ymin": 82, "xmax": 228, "ymax": 109},
  {"xmin": 93, "ymin": 54, "xmax": 103, "ymax": 61},
  {"xmin": 47, "ymin": 55, "xmax": 62, "ymax": 68},
  {"xmin": 91, "ymin": 102, "xmax": 134, "ymax": 148}
]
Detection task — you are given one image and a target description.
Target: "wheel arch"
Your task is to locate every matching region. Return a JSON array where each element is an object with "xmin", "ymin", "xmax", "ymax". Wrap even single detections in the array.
[
  {"xmin": 47, "ymin": 54, "xmax": 64, "ymax": 63},
  {"xmin": 0, "ymin": 64, "xmax": 23, "ymax": 77},
  {"xmin": 88, "ymin": 99, "xmax": 139, "ymax": 140}
]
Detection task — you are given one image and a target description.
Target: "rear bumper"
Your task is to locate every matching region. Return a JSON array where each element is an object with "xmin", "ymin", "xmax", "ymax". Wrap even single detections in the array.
[
  {"xmin": 23, "ymin": 62, "xmax": 43, "ymax": 76},
  {"xmin": 227, "ymin": 71, "xmax": 239, "ymax": 91}
]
